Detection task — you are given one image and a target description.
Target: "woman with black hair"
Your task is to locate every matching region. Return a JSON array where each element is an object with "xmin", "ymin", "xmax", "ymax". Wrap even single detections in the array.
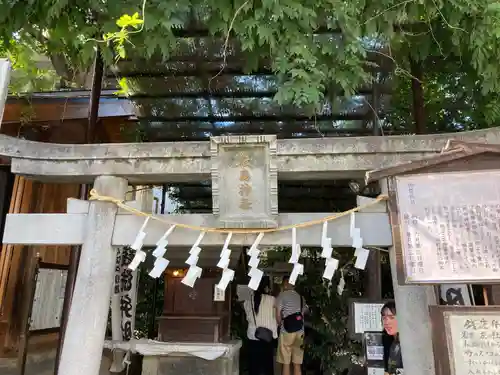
[
  {"xmin": 381, "ymin": 301, "xmax": 403, "ymax": 375},
  {"xmin": 243, "ymin": 276, "xmax": 278, "ymax": 375}
]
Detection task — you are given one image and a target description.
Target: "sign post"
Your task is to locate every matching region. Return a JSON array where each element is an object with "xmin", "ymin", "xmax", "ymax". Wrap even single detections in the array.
[
  {"xmin": 0, "ymin": 59, "xmax": 10, "ymax": 127},
  {"xmin": 349, "ymin": 299, "xmax": 389, "ymax": 375},
  {"xmin": 366, "ymin": 141, "xmax": 500, "ymax": 375},
  {"xmin": 363, "ymin": 332, "xmax": 385, "ymax": 375}
]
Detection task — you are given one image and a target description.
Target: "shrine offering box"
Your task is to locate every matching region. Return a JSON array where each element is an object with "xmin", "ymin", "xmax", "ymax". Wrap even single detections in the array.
[{"xmin": 157, "ymin": 271, "xmax": 231, "ymax": 343}]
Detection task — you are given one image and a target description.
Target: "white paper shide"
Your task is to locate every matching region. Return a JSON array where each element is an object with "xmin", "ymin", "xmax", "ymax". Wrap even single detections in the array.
[
  {"xmin": 215, "ymin": 232, "xmax": 235, "ymax": 298},
  {"xmin": 247, "ymin": 233, "xmax": 265, "ymax": 291},
  {"xmin": 321, "ymin": 220, "xmax": 339, "ymax": 280},
  {"xmin": 181, "ymin": 231, "xmax": 205, "ymax": 287}
]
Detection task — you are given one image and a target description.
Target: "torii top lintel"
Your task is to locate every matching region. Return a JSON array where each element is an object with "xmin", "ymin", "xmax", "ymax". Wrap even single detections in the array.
[
  {"xmin": 0, "ymin": 129, "xmax": 499, "ymax": 184},
  {"xmin": 365, "ymin": 139, "xmax": 500, "ymax": 184}
]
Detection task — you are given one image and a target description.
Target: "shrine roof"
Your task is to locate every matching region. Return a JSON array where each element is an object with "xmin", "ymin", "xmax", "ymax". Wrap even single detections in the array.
[
  {"xmin": 110, "ymin": 36, "xmax": 392, "ymax": 141},
  {"xmin": 365, "ymin": 141, "xmax": 500, "ymax": 183}
]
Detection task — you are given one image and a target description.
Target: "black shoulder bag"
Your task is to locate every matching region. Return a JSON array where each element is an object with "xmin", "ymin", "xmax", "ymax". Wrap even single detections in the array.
[
  {"xmin": 283, "ymin": 296, "xmax": 304, "ymax": 333},
  {"xmin": 251, "ymin": 296, "xmax": 274, "ymax": 342}
]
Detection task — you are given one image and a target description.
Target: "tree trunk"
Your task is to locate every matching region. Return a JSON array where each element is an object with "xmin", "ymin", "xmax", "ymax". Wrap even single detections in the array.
[{"xmin": 409, "ymin": 58, "xmax": 426, "ymax": 134}]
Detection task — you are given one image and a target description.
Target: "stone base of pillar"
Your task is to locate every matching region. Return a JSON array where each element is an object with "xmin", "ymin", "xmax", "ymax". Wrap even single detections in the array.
[{"xmin": 0, "ymin": 348, "xmax": 115, "ymax": 375}]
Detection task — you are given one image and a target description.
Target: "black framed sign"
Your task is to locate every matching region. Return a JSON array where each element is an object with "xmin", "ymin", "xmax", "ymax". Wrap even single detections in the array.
[{"xmin": 348, "ymin": 298, "xmax": 388, "ymax": 340}]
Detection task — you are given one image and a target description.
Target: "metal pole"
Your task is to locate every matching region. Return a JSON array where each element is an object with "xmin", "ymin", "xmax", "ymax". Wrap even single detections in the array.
[{"xmin": 55, "ymin": 47, "xmax": 104, "ymax": 374}]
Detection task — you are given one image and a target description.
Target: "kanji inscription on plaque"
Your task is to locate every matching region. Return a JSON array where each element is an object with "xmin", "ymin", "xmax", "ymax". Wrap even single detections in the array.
[
  {"xmin": 210, "ymin": 135, "xmax": 278, "ymax": 228},
  {"xmin": 395, "ymin": 170, "xmax": 500, "ymax": 283},
  {"xmin": 445, "ymin": 312, "xmax": 500, "ymax": 375}
]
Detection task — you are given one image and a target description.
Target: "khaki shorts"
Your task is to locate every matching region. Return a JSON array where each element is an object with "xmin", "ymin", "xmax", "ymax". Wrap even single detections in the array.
[{"xmin": 277, "ymin": 331, "xmax": 304, "ymax": 365}]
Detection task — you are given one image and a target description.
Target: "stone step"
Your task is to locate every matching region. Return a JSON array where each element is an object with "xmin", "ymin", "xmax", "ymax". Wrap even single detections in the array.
[{"xmin": 0, "ymin": 349, "xmax": 114, "ymax": 375}]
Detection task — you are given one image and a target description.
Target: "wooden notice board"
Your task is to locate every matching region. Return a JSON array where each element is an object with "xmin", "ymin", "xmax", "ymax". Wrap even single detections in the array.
[
  {"xmin": 429, "ymin": 305, "xmax": 500, "ymax": 375},
  {"xmin": 390, "ymin": 169, "xmax": 500, "ymax": 284}
]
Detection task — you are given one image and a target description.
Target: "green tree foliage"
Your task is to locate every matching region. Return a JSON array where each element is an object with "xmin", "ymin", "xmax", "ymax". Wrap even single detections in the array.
[
  {"xmin": 386, "ymin": 59, "xmax": 500, "ymax": 131},
  {"xmin": 0, "ymin": 39, "xmax": 60, "ymax": 94},
  {"xmin": 1, "ymin": 0, "xmax": 500, "ymax": 116}
]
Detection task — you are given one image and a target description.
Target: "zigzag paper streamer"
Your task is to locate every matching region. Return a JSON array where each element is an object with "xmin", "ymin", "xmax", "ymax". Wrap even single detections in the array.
[
  {"xmin": 320, "ymin": 220, "xmax": 339, "ymax": 281},
  {"xmin": 215, "ymin": 232, "xmax": 234, "ymax": 298},
  {"xmin": 128, "ymin": 217, "xmax": 150, "ymax": 270}
]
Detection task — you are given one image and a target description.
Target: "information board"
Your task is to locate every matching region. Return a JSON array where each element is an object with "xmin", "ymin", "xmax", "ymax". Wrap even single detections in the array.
[
  {"xmin": 30, "ymin": 268, "xmax": 67, "ymax": 330},
  {"xmin": 354, "ymin": 302, "xmax": 385, "ymax": 334},
  {"xmin": 430, "ymin": 306, "xmax": 500, "ymax": 375},
  {"xmin": 348, "ymin": 299, "xmax": 387, "ymax": 339},
  {"xmin": 395, "ymin": 170, "xmax": 500, "ymax": 283},
  {"xmin": 364, "ymin": 332, "xmax": 384, "ymax": 361},
  {"xmin": 447, "ymin": 312, "xmax": 500, "ymax": 375},
  {"xmin": 367, "ymin": 367, "xmax": 385, "ymax": 375}
]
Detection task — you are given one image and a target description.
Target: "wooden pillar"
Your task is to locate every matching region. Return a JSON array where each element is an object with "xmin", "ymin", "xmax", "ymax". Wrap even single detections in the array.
[
  {"xmin": 489, "ymin": 285, "xmax": 500, "ymax": 305},
  {"xmin": 365, "ymin": 251, "xmax": 382, "ymax": 299},
  {"xmin": 58, "ymin": 176, "xmax": 128, "ymax": 375},
  {"xmin": 381, "ymin": 179, "xmax": 436, "ymax": 375}
]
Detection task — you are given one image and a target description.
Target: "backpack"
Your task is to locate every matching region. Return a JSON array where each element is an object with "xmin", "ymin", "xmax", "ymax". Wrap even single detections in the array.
[{"xmin": 283, "ymin": 296, "xmax": 304, "ymax": 333}]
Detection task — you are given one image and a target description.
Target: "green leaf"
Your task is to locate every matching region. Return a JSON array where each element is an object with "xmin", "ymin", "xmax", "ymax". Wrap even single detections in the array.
[{"xmin": 116, "ymin": 12, "xmax": 144, "ymax": 29}]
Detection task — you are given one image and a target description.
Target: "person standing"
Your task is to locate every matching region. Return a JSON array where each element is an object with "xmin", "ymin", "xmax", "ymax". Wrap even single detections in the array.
[
  {"xmin": 381, "ymin": 301, "xmax": 403, "ymax": 375},
  {"xmin": 276, "ymin": 276, "xmax": 307, "ymax": 375},
  {"xmin": 243, "ymin": 276, "xmax": 278, "ymax": 375}
]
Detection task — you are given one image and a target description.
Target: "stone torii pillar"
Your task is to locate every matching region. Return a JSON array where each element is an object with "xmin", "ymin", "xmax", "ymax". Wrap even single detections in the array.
[
  {"xmin": 379, "ymin": 179, "xmax": 437, "ymax": 375},
  {"xmin": 58, "ymin": 176, "xmax": 128, "ymax": 375}
]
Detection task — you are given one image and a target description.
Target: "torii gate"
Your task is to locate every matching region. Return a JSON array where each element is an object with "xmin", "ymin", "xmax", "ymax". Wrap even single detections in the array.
[
  {"xmin": 1, "ymin": 127, "xmax": 500, "ymax": 375},
  {"xmin": 1, "ymin": 51, "xmax": 500, "ymax": 374}
]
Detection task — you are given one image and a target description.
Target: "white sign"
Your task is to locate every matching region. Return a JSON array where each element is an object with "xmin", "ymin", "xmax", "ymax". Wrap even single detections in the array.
[
  {"xmin": 446, "ymin": 312, "xmax": 500, "ymax": 375},
  {"xmin": 439, "ymin": 284, "xmax": 473, "ymax": 306},
  {"xmin": 367, "ymin": 367, "xmax": 385, "ymax": 375},
  {"xmin": 353, "ymin": 302, "xmax": 384, "ymax": 334},
  {"xmin": 395, "ymin": 170, "xmax": 500, "ymax": 283},
  {"xmin": 214, "ymin": 284, "xmax": 225, "ymax": 301},
  {"xmin": 0, "ymin": 59, "xmax": 11, "ymax": 127},
  {"xmin": 366, "ymin": 346, "xmax": 384, "ymax": 361},
  {"xmin": 31, "ymin": 269, "xmax": 67, "ymax": 330}
]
